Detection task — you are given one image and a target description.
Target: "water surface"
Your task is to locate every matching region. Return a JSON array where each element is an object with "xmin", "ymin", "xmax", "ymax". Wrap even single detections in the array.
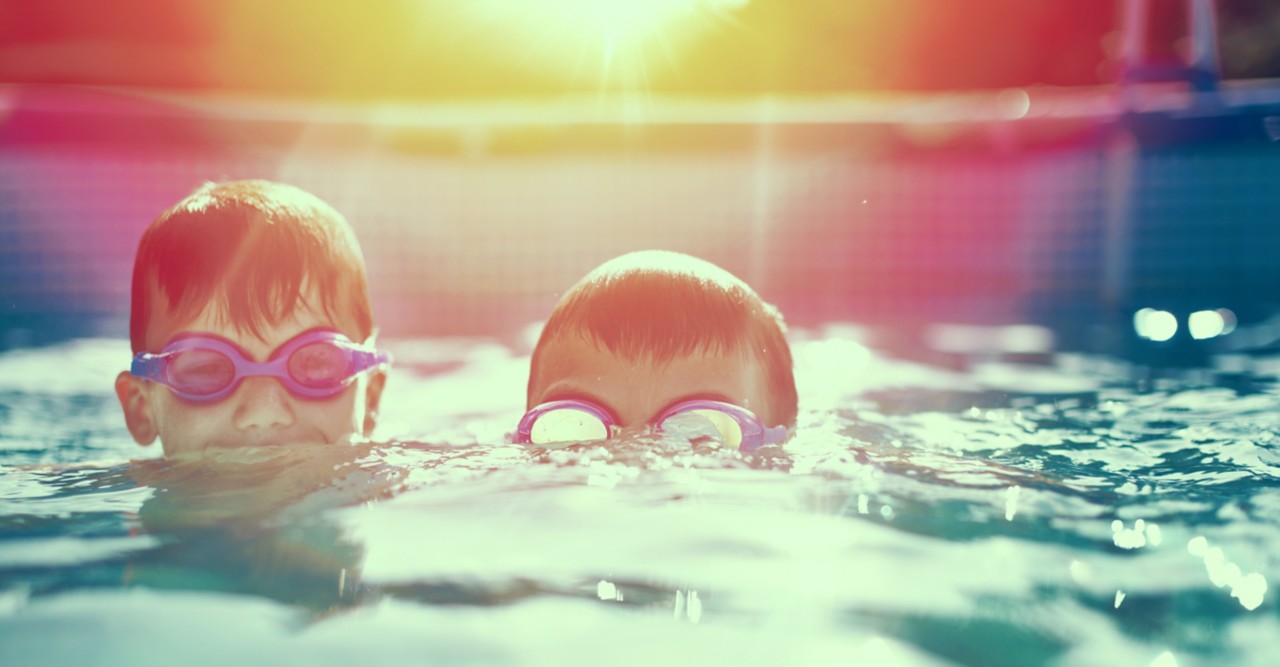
[{"xmin": 1, "ymin": 330, "xmax": 1277, "ymax": 666}]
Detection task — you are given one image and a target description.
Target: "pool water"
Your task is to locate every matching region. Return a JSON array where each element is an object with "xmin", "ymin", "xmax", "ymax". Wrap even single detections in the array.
[{"xmin": 1, "ymin": 328, "xmax": 1277, "ymax": 666}]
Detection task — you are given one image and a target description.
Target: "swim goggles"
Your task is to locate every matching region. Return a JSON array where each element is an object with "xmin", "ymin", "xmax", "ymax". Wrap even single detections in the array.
[
  {"xmin": 130, "ymin": 329, "xmax": 391, "ymax": 403},
  {"xmin": 515, "ymin": 398, "xmax": 788, "ymax": 452}
]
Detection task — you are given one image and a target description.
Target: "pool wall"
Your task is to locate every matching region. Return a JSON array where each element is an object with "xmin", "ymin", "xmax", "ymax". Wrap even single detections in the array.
[{"xmin": 2, "ymin": 85, "xmax": 1279, "ymax": 353}]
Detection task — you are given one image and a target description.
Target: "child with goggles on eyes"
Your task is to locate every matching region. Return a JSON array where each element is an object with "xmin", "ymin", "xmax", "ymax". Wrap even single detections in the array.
[
  {"xmin": 114, "ymin": 180, "xmax": 390, "ymax": 458},
  {"xmin": 519, "ymin": 250, "xmax": 796, "ymax": 452}
]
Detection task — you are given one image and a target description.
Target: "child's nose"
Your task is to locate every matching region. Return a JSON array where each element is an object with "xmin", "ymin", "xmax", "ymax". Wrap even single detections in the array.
[{"xmin": 232, "ymin": 377, "xmax": 296, "ymax": 431}]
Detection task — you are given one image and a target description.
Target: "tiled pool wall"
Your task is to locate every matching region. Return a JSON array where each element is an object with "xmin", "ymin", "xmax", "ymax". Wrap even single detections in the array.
[{"xmin": 3, "ymin": 100, "xmax": 1279, "ymax": 352}]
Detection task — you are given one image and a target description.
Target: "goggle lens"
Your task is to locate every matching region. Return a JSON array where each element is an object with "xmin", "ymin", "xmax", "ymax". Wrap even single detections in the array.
[
  {"xmin": 167, "ymin": 348, "xmax": 236, "ymax": 397},
  {"xmin": 287, "ymin": 340, "xmax": 351, "ymax": 389},
  {"xmin": 528, "ymin": 408, "xmax": 611, "ymax": 445},
  {"xmin": 661, "ymin": 408, "xmax": 744, "ymax": 449},
  {"xmin": 523, "ymin": 404, "xmax": 747, "ymax": 448}
]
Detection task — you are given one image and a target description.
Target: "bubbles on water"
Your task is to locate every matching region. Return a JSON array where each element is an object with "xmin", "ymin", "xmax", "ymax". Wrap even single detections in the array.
[
  {"xmin": 1109, "ymin": 519, "xmax": 1163, "ymax": 551},
  {"xmin": 585, "ymin": 461, "xmax": 640, "ymax": 489},
  {"xmin": 1188, "ymin": 310, "xmax": 1228, "ymax": 340},
  {"xmin": 1004, "ymin": 485, "xmax": 1020, "ymax": 521},
  {"xmin": 596, "ymin": 580, "xmax": 622, "ymax": 601},
  {"xmin": 1134, "ymin": 308, "xmax": 1178, "ymax": 342},
  {"xmin": 673, "ymin": 589, "xmax": 702, "ymax": 624},
  {"xmin": 1115, "ymin": 481, "xmax": 1155, "ymax": 496},
  {"xmin": 1187, "ymin": 535, "xmax": 1268, "ymax": 610},
  {"xmin": 1233, "ymin": 573, "xmax": 1268, "ymax": 611},
  {"xmin": 1112, "ymin": 519, "xmax": 1149, "ymax": 549}
]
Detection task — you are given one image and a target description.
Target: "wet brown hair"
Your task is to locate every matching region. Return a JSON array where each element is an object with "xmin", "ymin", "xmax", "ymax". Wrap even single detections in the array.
[
  {"xmin": 528, "ymin": 251, "xmax": 797, "ymax": 427},
  {"xmin": 129, "ymin": 180, "xmax": 373, "ymax": 352}
]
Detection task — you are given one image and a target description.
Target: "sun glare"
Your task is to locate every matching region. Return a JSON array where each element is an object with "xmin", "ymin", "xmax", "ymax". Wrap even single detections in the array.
[{"xmin": 453, "ymin": 0, "xmax": 750, "ymax": 91}]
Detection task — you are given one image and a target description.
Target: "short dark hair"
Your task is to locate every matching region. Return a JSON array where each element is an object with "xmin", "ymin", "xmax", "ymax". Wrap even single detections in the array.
[
  {"xmin": 528, "ymin": 251, "xmax": 797, "ymax": 427},
  {"xmin": 129, "ymin": 180, "xmax": 373, "ymax": 352}
]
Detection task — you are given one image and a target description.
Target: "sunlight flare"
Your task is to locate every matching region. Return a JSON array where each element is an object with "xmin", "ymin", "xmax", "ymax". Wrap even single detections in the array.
[{"xmin": 453, "ymin": 0, "xmax": 750, "ymax": 90}]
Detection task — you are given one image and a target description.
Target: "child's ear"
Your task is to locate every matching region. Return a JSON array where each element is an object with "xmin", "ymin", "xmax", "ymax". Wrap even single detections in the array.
[
  {"xmin": 362, "ymin": 371, "xmax": 387, "ymax": 438},
  {"xmin": 115, "ymin": 371, "xmax": 158, "ymax": 446}
]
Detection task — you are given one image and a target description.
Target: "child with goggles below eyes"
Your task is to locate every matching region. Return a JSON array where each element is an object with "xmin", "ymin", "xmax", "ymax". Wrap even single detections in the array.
[
  {"xmin": 114, "ymin": 180, "xmax": 390, "ymax": 458},
  {"xmin": 519, "ymin": 250, "xmax": 797, "ymax": 452}
]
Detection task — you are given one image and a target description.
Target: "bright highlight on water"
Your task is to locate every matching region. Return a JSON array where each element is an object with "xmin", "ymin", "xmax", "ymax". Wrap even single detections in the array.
[{"xmin": 2, "ymin": 332, "xmax": 1278, "ymax": 666}]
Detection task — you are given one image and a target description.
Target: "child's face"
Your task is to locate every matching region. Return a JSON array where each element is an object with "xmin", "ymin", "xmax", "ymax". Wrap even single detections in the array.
[
  {"xmin": 528, "ymin": 333, "xmax": 775, "ymax": 432},
  {"xmin": 116, "ymin": 288, "xmax": 384, "ymax": 458}
]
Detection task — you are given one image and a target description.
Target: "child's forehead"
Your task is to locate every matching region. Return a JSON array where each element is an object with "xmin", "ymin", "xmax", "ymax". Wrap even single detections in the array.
[
  {"xmin": 143, "ymin": 284, "xmax": 363, "ymax": 350},
  {"xmin": 530, "ymin": 330, "xmax": 773, "ymax": 424},
  {"xmin": 537, "ymin": 331, "xmax": 753, "ymax": 378}
]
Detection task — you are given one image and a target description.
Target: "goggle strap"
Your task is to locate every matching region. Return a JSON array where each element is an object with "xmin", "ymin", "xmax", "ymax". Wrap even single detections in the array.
[
  {"xmin": 348, "ymin": 350, "xmax": 389, "ymax": 376},
  {"xmin": 761, "ymin": 425, "xmax": 791, "ymax": 448},
  {"xmin": 130, "ymin": 353, "xmax": 165, "ymax": 381}
]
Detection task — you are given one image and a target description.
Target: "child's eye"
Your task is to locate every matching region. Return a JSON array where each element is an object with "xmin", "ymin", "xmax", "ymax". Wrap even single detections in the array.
[
  {"xmin": 168, "ymin": 349, "xmax": 235, "ymax": 393},
  {"xmin": 287, "ymin": 343, "xmax": 350, "ymax": 387}
]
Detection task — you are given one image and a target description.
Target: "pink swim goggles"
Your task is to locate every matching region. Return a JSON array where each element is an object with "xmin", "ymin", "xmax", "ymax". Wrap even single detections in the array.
[
  {"xmin": 515, "ymin": 398, "xmax": 788, "ymax": 452},
  {"xmin": 130, "ymin": 329, "xmax": 391, "ymax": 403}
]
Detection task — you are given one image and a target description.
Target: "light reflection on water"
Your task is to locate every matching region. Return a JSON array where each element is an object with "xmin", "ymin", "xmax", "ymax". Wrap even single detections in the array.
[{"xmin": 0, "ymin": 331, "xmax": 1278, "ymax": 666}]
